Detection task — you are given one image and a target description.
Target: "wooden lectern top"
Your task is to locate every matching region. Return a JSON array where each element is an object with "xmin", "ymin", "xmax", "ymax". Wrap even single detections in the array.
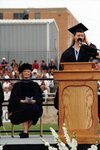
[
  {"xmin": 60, "ymin": 62, "xmax": 95, "ymax": 70},
  {"xmin": 54, "ymin": 62, "xmax": 100, "ymax": 81}
]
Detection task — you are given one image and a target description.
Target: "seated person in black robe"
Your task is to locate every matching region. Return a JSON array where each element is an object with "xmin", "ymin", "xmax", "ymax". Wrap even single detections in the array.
[
  {"xmin": 8, "ymin": 63, "xmax": 44, "ymax": 138},
  {"xmin": 0, "ymin": 83, "xmax": 4, "ymax": 127},
  {"xmin": 54, "ymin": 23, "xmax": 98, "ymax": 109}
]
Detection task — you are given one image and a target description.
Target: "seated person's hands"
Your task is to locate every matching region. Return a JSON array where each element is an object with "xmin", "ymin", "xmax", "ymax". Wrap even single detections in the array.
[
  {"xmin": 20, "ymin": 97, "xmax": 36, "ymax": 104},
  {"xmin": 27, "ymin": 99, "xmax": 36, "ymax": 104}
]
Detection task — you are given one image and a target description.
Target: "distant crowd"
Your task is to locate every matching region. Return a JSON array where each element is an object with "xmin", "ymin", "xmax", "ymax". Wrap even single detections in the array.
[{"xmin": 0, "ymin": 57, "xmax": 58, "ymax": 101}]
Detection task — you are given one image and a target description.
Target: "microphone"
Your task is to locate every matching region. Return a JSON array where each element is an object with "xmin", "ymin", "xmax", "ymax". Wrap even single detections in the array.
[{"xmin": 77, "ymin": 38, "xmax": 82, "ymax": 47}]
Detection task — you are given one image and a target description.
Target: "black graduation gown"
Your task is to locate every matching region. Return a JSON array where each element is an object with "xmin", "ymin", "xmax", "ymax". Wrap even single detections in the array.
[
  {"xmin": 60, "ymin": 44, "xmax": 98, "ymax": 63},
  {"xmin": 0, "ymin": 83, "xmax": 4, "ymax": 126},
  {"xmin": 8, "ymin": 80, "xmax": 44, "ymax": 125}
]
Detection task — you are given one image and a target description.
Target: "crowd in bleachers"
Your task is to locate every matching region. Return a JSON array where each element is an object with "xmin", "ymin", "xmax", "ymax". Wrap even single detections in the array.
[{"xmin": 0, "ymin": 57, "xmax": 58, "ymax": 101}]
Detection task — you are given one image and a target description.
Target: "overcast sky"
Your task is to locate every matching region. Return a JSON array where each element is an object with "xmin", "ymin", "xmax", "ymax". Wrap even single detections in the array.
[{"xmin": 1, "ymin": 0, "xmax": 100, "ymax": 49}]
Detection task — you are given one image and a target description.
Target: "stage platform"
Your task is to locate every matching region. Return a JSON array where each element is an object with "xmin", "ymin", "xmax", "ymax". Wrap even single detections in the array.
[
  {"xmin": 0, "ymin": 135, "xmax": 55, "ymax": 145},
  {"xmin": 0, "ymin": 135, "xmax": 56, "ymax": 150},
  {"xmin": 0, "ymin": 135, "xmax": 100, "ymax": 150}
]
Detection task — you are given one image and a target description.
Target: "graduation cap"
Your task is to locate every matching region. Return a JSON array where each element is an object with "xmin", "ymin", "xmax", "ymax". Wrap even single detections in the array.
[
  {"xmin": 68, "ymin": 23, "xmax": 88, "ymax": 35},
  {"xmin": 18, "ymin": 63, "xmax": 32, "ymax": 74}
]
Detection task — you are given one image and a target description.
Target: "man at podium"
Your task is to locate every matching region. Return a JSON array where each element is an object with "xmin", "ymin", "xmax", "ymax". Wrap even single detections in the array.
[
  {"xmin": 60, "ymin": 23, "xmax": 98, "ymax": 64},
  {"xmin": 54, "ymin": 23, "xmax": 99, "ymax": 109},
  {"xmin": 54, "ymin": 23, "xmax": 100, "ymax": 145}
]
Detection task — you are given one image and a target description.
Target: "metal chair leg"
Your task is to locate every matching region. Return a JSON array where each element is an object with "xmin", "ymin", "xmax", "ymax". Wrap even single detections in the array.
[
  {"xmin": 40, "ymin": 116, "xmax": 43, "ymax": 137},
  {"xmin": 11, "ymin": 124, "xmax": 14, "ymax": 138}
]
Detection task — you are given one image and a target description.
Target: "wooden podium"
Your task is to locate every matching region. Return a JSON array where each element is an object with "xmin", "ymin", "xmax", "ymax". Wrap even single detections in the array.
[{"xmin": 54, "ymin": 62, "xmax": 100, "ymax": 144}]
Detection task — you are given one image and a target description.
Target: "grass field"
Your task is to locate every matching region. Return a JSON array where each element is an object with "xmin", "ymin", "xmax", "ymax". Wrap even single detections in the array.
[
  {"xmin": 0, "ymin": 122, "xmax": 58, "ymax": 136},
  {"xmin": 0, "ymin": 122, "xmax": 100, "ymax": 136}
]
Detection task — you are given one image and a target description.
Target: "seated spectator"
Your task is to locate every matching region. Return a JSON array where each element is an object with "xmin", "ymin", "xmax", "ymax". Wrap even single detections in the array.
[
  {"xmin": 40, "ymin": 68, "xmax": 50, "ymax": 90},
  {"xmin": 2, "ymin": 75, "xmax": 12, "ymax": 89},
  {"xmin": 32, "ymin": 69, "xmax": 38, "ymax": 79},
  {"xmin": 2, "ymin": 75, "xmax": 12, "ymax": 101},
  {"xmin": 0, "ymin": 83, "xmax": 4, "ymax": 126},
  {"xmin": 40, "ymin": 82, "xmax": 49, "ymax": 101},
  {"xmin": 11, "ymin": 59, "xmax": 18, "ymax": 68},
  {"xmin": 32, "ymin": 60, "xmax": 39, "ymax": 70},
  {"xmin": 33, "ymin": 73, "xmax": 42, "ymax": 85},
  {"xmin": 5, "ymin": 63, "xmax": 13, "ymax": 72},
  {"xmin": 11, "ymin": 66, "xmax": 19, "ymax": 79},
  {"xmin": 48, "ymin": 69, "xmax": 55, "ymax": 93},
  {"xmin": 1, "ymin": 57, "xmax": 8, "ymax": 69},
  {"xmin": 40, "ymin": 80, "xmax": 50, "ymax": 94},
  {"xmin": 8, "ymin": 63, "xmax": 44, "ymax": 138},
  {"xmin": 40, "ymin": 60, "xmax": 48, "ymax": 71},
  {"xmin": 48, "ymin": 58, "xmax": 57, "ymax": 70},
  {"xmin": 4, "ymin": 87, "xmax": 11, "ymax": 101},
  {"xmin": 3, "ymin": 69, "xmax": 11, "ymax": 79}
]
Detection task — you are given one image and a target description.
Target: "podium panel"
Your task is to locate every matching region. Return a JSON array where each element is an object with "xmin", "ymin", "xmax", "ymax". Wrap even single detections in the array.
[{"xmin": 54, "ymin": 62, "xmax": 100, "ymax": 144}]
